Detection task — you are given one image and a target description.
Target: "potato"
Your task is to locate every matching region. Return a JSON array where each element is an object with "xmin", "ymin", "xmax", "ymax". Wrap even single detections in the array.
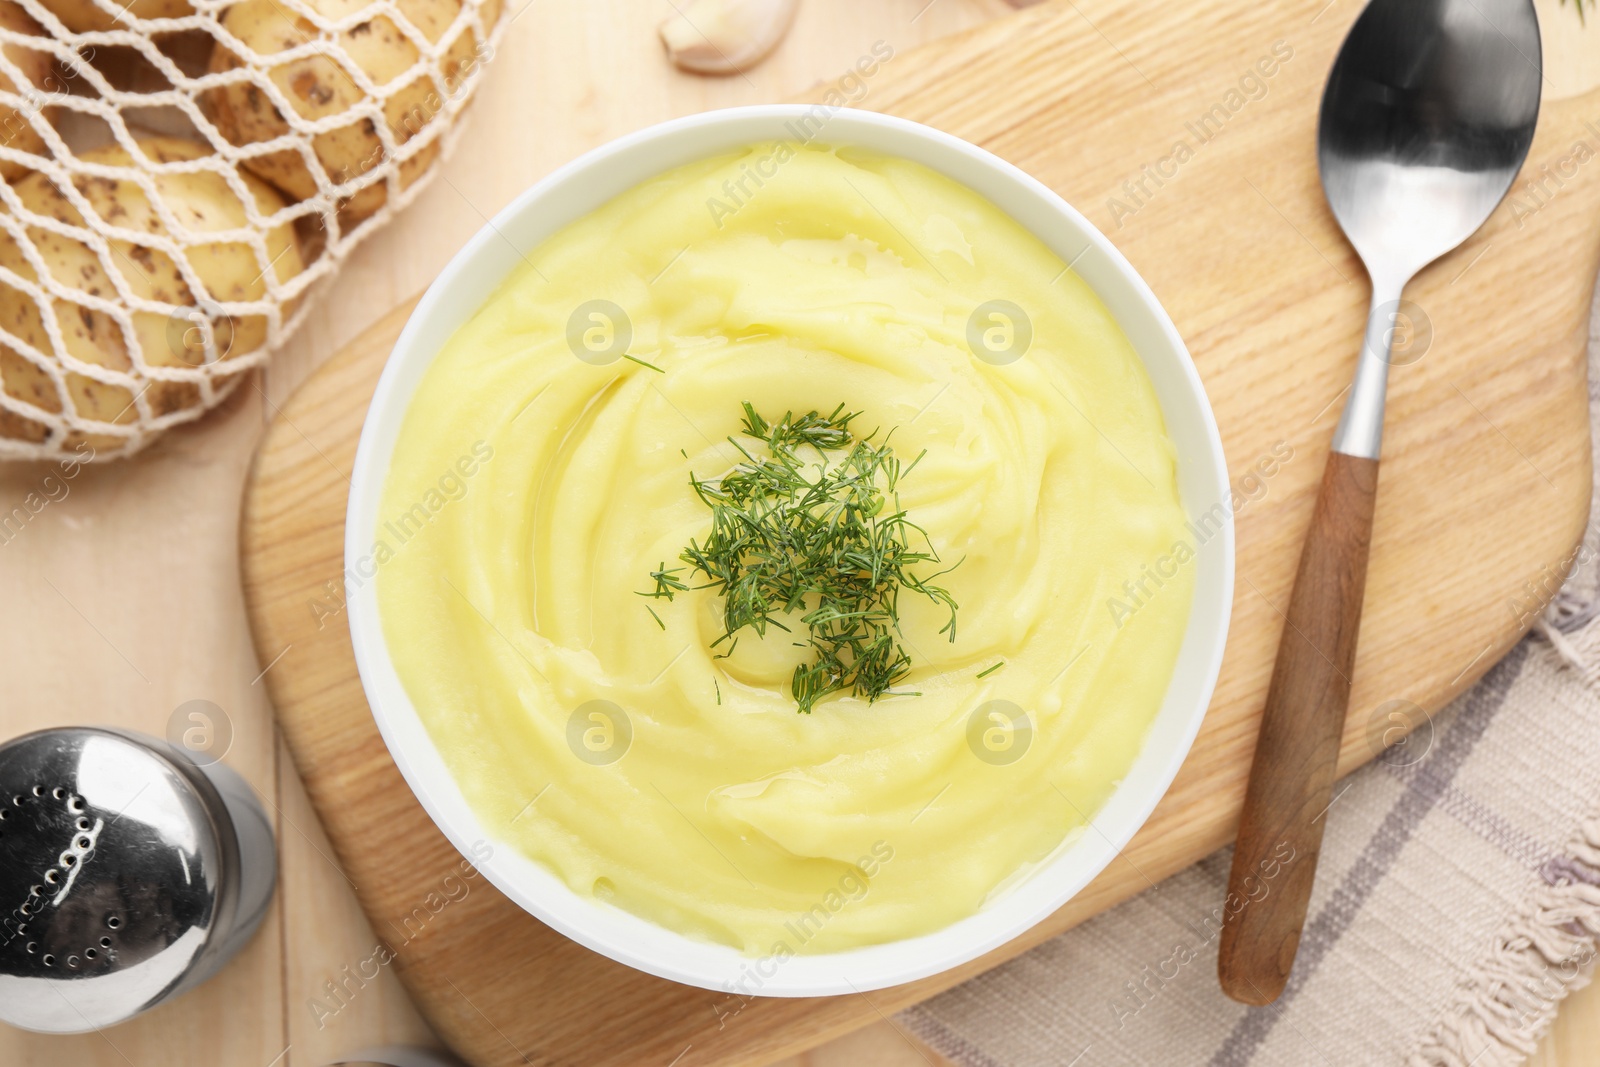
[
  {"xmin": 208, "ymin": 0, "xmax": 498, "ymax": 222},
  {"xmin": 33, "ymin": 0, "xmax": 193, "ymax": 34},
  {"xmin": 0, "ymin": 136, "xmax": 305, "ymax": 451},
  {"xmin": 0, "ymin": 2, "xmax": 55, "ymax": 182}
]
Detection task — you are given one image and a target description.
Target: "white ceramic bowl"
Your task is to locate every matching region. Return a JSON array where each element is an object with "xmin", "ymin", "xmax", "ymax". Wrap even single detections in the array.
[{"xmin": 346, "ymin": 105, "xmax": 1234, "ymax": 997}]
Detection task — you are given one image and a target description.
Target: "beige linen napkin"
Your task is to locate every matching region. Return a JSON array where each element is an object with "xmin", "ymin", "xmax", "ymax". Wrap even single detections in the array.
[{"xmin": 901, "ymin": 300, "xmax": 1600, "ymax": 1067}]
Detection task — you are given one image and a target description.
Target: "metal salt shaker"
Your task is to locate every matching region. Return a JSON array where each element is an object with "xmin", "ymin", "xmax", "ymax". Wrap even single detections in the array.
[{"xmin": 0, "ymin": 726, "xmax": 277, "ymax": 1034}]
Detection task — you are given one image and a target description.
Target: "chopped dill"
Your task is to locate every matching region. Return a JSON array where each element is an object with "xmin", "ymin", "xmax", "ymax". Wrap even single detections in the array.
[
  {"xmin": 645, "ymin": 562, "xmax": 687, "ymax": 598},
  {"xmin": 641, "ymin": 401, "xmax": 961, "ymax": 713},
  {"xmin": 976, "ymin": 661, "xmax": 1004, "ymax": 679},
  {"xmin": 624, "ymin": 353, "xmax": 665, "ymax": 373}
]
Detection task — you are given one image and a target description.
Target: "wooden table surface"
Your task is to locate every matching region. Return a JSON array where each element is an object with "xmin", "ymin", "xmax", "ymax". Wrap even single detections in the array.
[{"xmin": 1, "ymin": 1, "xmax": 1597, "ymax": 1065}]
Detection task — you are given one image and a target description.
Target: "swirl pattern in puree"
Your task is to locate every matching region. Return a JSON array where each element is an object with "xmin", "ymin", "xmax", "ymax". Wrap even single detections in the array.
[{"xmin": 377, "ymin": 143, "xmax": 1195, "ymax": 955}]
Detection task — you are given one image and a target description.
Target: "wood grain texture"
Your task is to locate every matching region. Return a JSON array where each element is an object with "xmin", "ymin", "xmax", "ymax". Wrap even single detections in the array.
[
  {"xmin": 232, "ymin": 3, "xmax": 1600, "ymax": 1067},
  {"xmin": 1219, "ymin": 450, "xmax": 1378, "ymax": 1005}
]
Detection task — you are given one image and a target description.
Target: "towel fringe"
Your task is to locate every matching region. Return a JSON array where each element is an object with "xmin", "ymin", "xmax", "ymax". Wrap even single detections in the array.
[
  {"xmin": 1533, "ymin": 617, "xmax": 1592, "ymax": 675},
  {"xmin": 1409, "ymin": 816, "xmax": 1600, "ymax": 1067}
]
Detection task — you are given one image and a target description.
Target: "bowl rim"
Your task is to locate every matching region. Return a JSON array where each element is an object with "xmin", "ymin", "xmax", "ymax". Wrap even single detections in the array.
[{"xmin": 345, "ymin": 103, "xmax": 1235, "ymax": 997}]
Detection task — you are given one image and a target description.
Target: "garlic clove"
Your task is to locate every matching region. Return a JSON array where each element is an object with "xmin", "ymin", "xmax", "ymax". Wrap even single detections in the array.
[{"xmin": 658, "ymin": 0, "xmax": 800, "ymax": 76}]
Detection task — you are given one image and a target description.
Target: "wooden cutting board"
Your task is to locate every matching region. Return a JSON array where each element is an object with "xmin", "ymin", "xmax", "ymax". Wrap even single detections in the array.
[{"xmin": 240, "ymin": 3, "xmax": 1600, "ymax": 1065}]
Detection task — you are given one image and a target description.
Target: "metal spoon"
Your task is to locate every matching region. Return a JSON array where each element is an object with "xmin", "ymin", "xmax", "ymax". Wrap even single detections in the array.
[{"xmin": 1217, "ymin": 0, "xmax": 1541, "ymax": 1006}]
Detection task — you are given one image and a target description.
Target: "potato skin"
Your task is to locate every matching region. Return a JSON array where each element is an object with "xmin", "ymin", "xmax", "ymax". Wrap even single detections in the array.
[
  {"xmin": 0, "ymin": 136, "xmax": 305, "ymax": 451},
  {"xmin": 32, "ymin": 0, "xmax": 193, "ymax": 34},
  {"xmin": 208, "ymin": 0, "xmax": 497, "ymax": 222},
  {"xmin": 0, "ymin": 2, "xmax": 55, "ymax": 182}
]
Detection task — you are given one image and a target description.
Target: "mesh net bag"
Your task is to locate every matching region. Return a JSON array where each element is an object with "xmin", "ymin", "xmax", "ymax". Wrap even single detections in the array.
[{"xmin": 0, "ymin": 0, "xmax": 505, "ymax": 461}]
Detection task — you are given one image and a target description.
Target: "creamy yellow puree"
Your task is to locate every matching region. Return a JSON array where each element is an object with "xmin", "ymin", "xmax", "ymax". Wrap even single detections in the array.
[{"xmin": 376, "ymin": 143, "xmax": 1194, "ymax": 956}]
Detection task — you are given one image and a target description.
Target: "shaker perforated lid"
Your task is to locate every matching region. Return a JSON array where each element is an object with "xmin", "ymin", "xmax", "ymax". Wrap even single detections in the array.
[{"xmin": 0, "ymin": 727, "xmax": 250, "ymax": 1034}]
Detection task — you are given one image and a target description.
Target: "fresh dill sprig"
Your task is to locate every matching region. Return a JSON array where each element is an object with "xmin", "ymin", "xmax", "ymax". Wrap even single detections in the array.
[
  {"xmin": 646, "ymin": 562, "xmax": 688, "ymax": 599},
  {"xmin": 641, "ymin": 402, "xmax": 961, "ymax": 713}
]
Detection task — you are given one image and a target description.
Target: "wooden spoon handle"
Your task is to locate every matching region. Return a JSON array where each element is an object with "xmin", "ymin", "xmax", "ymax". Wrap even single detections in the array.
[{"xmin": 1217, "ymin": 448, "xmax": 1379, "ymax": 1005}]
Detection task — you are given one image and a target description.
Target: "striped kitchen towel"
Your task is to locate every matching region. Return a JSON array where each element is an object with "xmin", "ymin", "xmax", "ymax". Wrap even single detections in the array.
[{"xmin": 901, "ymin": 301, "xmax": 1600, "ymax": 1067}]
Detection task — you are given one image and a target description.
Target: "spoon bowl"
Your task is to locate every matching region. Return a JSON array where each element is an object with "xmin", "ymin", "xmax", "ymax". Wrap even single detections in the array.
[{"xmin": 1320, "ymin": 0, "xmax": 1542, "ymax": 291}]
